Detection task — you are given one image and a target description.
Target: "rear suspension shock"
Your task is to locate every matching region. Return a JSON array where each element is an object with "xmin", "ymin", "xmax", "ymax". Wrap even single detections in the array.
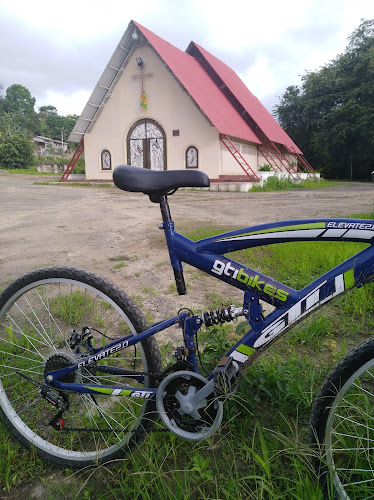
[{"xmin": 201, "ymin": 306, "xmax": 243, "ymax": 327}]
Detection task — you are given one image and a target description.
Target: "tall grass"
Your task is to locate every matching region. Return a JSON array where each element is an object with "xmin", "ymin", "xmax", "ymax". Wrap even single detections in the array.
[{"xmin": 249, "ymin": 176, "xmax": 338, "ymax": 192}]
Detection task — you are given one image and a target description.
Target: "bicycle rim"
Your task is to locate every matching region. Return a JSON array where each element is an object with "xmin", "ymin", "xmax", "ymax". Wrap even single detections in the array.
[
  {"xmin": 0, "ymin": 271, "xmax": 152, "ymax": 466},
  {"xmin": 325, "ymin": 358, "xmax": 374, "ymax": 499}
]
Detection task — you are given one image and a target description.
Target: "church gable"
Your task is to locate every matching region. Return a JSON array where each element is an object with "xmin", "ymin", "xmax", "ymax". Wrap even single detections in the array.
[
  {"xmin": 69, "ymin": 20, "xmax": 261, "ymax": 145},
  {"xmin": 67, "ymin": 20, "xmax": 313, "ymax": 183},
  {"xmin": 83, "ymin": 43, "xmax": 222, "ymax": 178}
]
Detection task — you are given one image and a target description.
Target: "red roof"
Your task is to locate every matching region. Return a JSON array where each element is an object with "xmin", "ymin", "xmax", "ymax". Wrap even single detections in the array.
[
  {"xmin": 189, "ymin": 42, "xmax": 302, "ymax": 153},
  {"xmin": 133, "ymin": 21, "xmax": 301, "ymax": 153},
  {"xmin": 134, "ymin": 21, "xmax": 261, "ymax": 144}
]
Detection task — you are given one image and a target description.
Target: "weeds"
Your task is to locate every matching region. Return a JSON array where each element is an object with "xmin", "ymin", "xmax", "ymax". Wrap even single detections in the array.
[
  {"xmin": 112, "ymin": 260, "xmax": 126, "ymax": 270},
  {"xmin": 249, "ymin": 177, "xmax": 338, "ymax": 192},
  {"xmin": 142, "ymin": 285, "xmax": 158, "ymax": 296}
]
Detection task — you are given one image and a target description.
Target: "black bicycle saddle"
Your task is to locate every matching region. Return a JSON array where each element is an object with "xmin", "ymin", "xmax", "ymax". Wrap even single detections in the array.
[{"xmin": 113, "ymin": 165, "xmax": 210, "ymax": 196}]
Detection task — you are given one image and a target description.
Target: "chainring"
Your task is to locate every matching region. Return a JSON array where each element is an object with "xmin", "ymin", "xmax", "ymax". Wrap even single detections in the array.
[{"xmin": 156, "ymin": 370, "xmax": 223, "ymax": 441}]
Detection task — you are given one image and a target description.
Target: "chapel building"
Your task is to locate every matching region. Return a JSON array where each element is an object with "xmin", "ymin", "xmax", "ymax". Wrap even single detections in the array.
[{"xmin": 68, "ymin": 20, "xmax": 314, "ymax": 183}]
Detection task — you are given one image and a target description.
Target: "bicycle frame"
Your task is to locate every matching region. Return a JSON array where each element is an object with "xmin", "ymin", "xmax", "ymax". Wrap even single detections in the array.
[{"xmin": 47, "ymin": 209, "xmax": 374, "ymax": 400}]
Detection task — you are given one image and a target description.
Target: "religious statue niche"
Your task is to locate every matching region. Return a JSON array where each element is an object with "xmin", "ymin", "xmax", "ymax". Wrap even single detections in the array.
[{"xmin": 127, "ymin": 118, "xmax": 166, "ymax": 170}]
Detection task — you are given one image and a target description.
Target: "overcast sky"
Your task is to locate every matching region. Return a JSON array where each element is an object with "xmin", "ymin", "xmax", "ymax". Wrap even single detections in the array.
[{"xmin": 0, "ymin": 0, "xmax": 373, "ymax": 117}]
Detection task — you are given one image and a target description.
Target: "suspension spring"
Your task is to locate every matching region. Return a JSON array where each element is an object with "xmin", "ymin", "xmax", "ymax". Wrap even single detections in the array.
[{"xmin": 201, "ymin": 305, "xmax": 243, "ymax": 327}]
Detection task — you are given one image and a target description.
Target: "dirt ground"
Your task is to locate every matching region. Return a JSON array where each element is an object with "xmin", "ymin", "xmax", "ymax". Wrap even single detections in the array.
[{"xmin": 1, "ymin": 172, "xmax": 374, "ymax": 330}]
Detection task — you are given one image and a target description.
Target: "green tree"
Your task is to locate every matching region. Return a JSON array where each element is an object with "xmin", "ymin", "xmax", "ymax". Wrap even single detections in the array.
[
  {"xmin": 0, "ymin": 134, "xmax": 34, "ymax": 169},
  {"xmin": 0, "ymin": 113, "xmax": 33, "ymax": 139},
  {"xmin": 37, "ymin": 106, "xmax": 78, "ymax": 140},
  {"xmin": 0, "ymin": 83, "xmax": 4, "ymax": 113},
  {"xmin": 274, "ymin": 19, "xmax": 374, "ymax": 180},
  {"xmin": 0, "ymin": 84, "xmax": 79, "ymax": 144},
  {"xmin": 62, "ymin": 114, "xmax": 79, "ymax": 139},
  {"xmin": 39, "ymin": 105, "xmax": 58, "ymax": 115},
  {"xmin": 3, "ymin": 84, "xmax": 36, "ymax": 116}
]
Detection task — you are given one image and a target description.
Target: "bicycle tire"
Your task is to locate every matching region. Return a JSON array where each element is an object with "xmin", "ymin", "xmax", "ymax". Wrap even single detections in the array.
[
  {"xmin": 0, "ymin": 267, "xmax": 162, "ymax": 469},
  {"xmin": 310, "ymin": 336, "xmax": 374, "ymax": 499}
]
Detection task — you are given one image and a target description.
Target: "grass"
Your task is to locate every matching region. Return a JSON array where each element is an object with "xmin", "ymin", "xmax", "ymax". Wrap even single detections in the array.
[
  {"xmin": 142, "ymin": 285, "xmax": 158, "ymax": 296},
  {"xmin": 249, "ymin": 176, "xmax": 338, "ymax": 192},
  {"xmin": 2, "ymin": 211, "xmax": 374, "ymax": 498},
  {"xmin": 112, "ymin": 260, "xmax": 126, "ymax": 271},
  {"xmin": 1, "ymin": 166, "xmax": 59, "ymax": 175},
  {"xmin": 34, "ymin": 181, "xmax": 114, "ymax": 188}
]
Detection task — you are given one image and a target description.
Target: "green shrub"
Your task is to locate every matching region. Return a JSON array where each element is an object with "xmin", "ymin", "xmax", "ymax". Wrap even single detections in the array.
[
  {"xmin": 37, "ymin": 155, "xmax": 70, "ymax": 165},
  {"xmin": 257, "ymin": 175, "xmax": 295, "ymax": 191},
  {"xmin": 74, "ymin": 157, "xmax": 85, "ymax": 174},
  {"xmin": 0, "ymin": 135, "xmax": 34, "ymax": 169},
  {"xmin": 250, "ymin": 176, "xmax": 336, "ymax": 192},
  {"xmin": 259, "ymin": 164, "xmax": 273, "ymax": 172}
]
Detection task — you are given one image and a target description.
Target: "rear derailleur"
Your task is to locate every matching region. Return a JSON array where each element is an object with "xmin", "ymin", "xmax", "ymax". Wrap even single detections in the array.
[
  {"xmin": 39, "ymin": 384, "xmax": 69, "ymax": 430},
  {"xmin": 17, "ymin": 372, "xmax": 69, "ymax": 431}
]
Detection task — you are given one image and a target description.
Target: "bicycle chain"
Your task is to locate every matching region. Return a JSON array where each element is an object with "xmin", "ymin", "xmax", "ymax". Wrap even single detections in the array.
[
  {"xmin": 53, "ymin": 369, "xmax": 170, "ymax": 434},
  {"xmin": 61, "ymin": 426, "xmax": 169, "ymax": 433}
]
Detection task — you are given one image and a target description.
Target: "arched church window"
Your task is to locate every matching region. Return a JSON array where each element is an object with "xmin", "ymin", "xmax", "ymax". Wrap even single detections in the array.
[
  {"xmin": 186, "ymin": 146, "xmax": 198, "ymax": 168},
  {"xmin": 127, "ymin": 119, "xmax": 166, "ymax": 170},
  {"xmin": 101, "ymin": 150, "xmax": 112, "ymax": 170}
]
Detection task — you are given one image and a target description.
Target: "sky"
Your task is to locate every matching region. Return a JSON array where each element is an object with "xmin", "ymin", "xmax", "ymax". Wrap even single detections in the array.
[{"xmin": 0, "ymin": 0, "xmax": 373, "ymax": 117}]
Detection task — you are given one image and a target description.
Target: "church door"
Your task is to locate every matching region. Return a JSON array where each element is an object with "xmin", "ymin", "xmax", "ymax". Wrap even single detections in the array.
[{"xmin": 127, "ymin": 119, "xmax": 166, "ymax": 170}]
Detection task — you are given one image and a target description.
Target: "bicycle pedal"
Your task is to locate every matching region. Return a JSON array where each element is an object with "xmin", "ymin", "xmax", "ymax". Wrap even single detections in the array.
[{"xmin": 175, "ymin": 345, "xmax": 188, "ymax": 361}]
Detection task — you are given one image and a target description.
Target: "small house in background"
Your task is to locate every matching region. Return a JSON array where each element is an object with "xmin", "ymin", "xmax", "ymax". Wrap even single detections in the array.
[
  {"xmin": 33, "ymin": 136, "xmax": 67, "ymax": 155},
  {"xmin": 67, "ymin": 20, "xmax": 315, "ymax": 186}
]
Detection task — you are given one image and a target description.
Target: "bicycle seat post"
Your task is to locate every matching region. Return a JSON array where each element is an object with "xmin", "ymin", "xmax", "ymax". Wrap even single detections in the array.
[
  {"xmin": 157, "ymin": 195, "xmax": 187, "ymax": 295},
  {"xmin": 159, "ymin": 195, "xmax": 172, "ymax": 223}
]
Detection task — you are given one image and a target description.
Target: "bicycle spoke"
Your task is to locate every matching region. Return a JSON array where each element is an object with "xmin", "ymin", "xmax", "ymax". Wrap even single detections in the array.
[
  {"xmin": 335, "ymin": 414, "xmax": 374, "ymax": 432},
  {"xmin": 332, "ymin": 431, "xmax": 374, "ymax": 443},
  {"xmin": 0, "ymin": 268, "xmax": 158, "ymax": 467}
]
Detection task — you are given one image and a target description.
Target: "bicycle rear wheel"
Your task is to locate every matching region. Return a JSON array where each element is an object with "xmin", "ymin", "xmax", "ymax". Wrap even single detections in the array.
[
  {"xmin": 310, "ymin": 336, "xmax": 374, "ymax": 499},
  {"xmin": 0, "ymin": 267, "xmax": 162, "ymax": 469}
]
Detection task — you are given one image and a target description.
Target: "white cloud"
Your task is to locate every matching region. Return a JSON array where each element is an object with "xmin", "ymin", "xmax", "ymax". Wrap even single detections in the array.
[
  {"xmin": 0, "ymin": 0, "xmax": 156, "ymax": 40},
  {"xmin": 38, "ymin": 89, "xmax": 91, "ymax": 116},
  {"xmin": 239, "ymin": 58, "xmax": 276, "ymax": 101},
  {"xmin": 0, "ymin": 0, "xmax": 373, "ymax": 115}
]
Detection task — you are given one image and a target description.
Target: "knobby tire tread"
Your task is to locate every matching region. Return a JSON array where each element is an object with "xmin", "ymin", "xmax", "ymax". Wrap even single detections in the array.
[{"xmin": 309, "ymin": 336, "xmax": 374, "ymax": 498}]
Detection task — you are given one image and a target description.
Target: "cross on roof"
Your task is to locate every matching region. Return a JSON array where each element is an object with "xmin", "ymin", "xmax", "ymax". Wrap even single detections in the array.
[{"xmin": 131, "ymin": 67, "xmax": 154, "ymax": 91}]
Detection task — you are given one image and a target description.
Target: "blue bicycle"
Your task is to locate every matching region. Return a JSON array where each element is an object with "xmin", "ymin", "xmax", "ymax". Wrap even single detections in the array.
[{"xmin": 1, "ymin": 165, "xmax": 374, "ymax": 499}]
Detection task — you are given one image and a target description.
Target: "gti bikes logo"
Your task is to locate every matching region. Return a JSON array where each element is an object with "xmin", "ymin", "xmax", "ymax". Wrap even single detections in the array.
[
  {"xmin": 211, "ymin": 259, "xmax": 289, "ymax": 301},
  {"xmin": 253, "ymin": 270, "xmax": 353, "ymax": 348}
]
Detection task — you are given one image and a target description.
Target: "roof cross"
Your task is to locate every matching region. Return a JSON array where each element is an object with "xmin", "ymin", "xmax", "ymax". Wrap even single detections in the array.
[{"xmin": 131, "ymin": 66, "xmax": 154, "ymax": 91}]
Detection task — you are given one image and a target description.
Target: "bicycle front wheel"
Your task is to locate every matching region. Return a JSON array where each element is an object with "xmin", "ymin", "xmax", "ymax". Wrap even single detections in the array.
[
  {"xmin": 310, "ymin": 336, "xmax": 374, "ymax": 499},
  {"xmin": 0, "ymin": 267, "xmax": 162, "ymax": 469}
]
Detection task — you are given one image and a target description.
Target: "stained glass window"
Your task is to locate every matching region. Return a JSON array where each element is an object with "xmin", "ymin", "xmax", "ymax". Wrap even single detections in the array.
[
  {"xmin": 186, "ymin": 146, "xmax": 198, "ymax": 168},
  {"xmin": 127, "ymin": 119, "xmax": 166, "ymax": 170},
  {"xmin": 101, "ymin": 150, "xmax": 111, "ymax": 170}
]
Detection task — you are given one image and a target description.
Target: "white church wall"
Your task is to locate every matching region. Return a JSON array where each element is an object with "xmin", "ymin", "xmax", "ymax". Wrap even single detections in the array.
[
  {"xmin": 84, "ymin": 46, "xmax": 220, "ymax": 180},
  {"xmin": 219, "ymin": 139, "xmax": 259, "ymax": 177}
]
